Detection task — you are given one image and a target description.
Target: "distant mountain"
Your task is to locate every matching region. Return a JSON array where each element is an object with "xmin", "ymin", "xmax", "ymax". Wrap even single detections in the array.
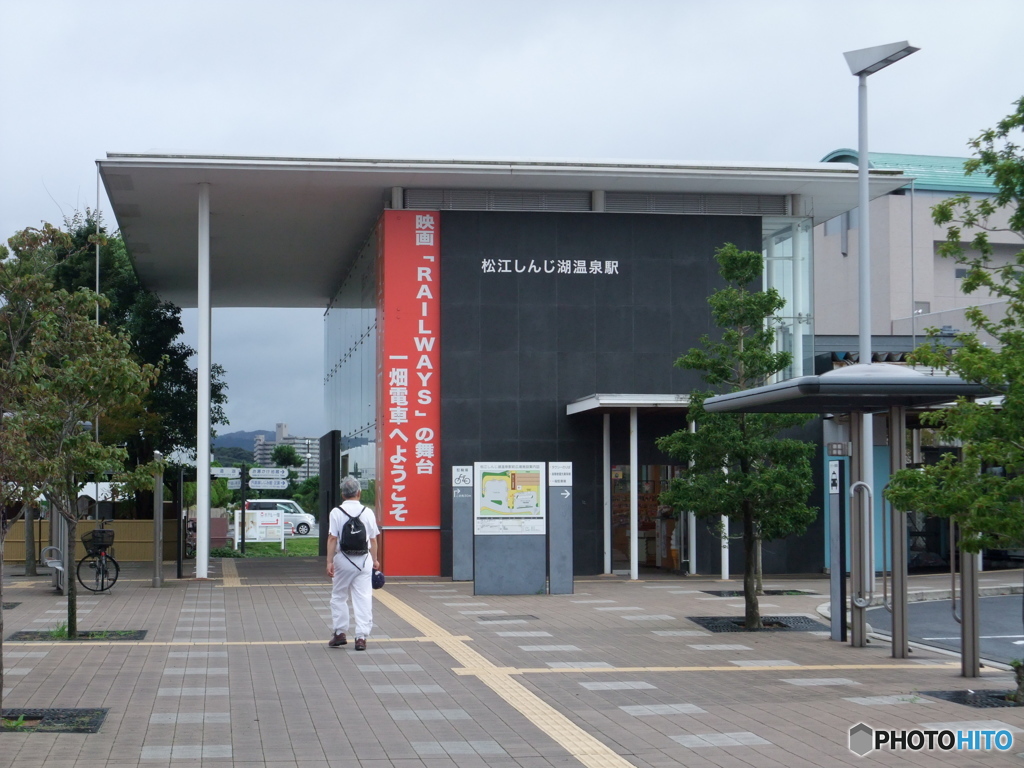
[{"xmin": 213, "ymin": 429, "xmax": 274, "ymax": 451}]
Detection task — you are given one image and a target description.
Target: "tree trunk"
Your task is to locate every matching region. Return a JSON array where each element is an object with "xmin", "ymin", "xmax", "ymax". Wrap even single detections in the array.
[
  {"xmin": 743, "ymin": 507, "xmax": 761, "ymax": 629},
  {"xmin": 755, "ymin": 537, "xmax": 763, "ymax": 596},
  {"xmin": 24, "ymin": 506, "xmax": 37, "ymax": 576},
  {"xmin": 1, "ymin": 530, "xmax": 6, "ymax": 712},
  {"xmin": 66, "ymin": 515, "xmax": 78, "ymax": 639}
]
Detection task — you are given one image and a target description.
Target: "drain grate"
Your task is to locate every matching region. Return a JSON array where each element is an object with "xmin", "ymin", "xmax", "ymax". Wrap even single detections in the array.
[
  {"xmin": 476, "ymin": 615, "xmax": 539, "ymax": 622},
  {"xmin": 700, "ymin": 590, "xmax": 818, "ymax": 597},
  {"xmin": 920, "ymin": 690, "xmax": 1023, "ymax": 709},
  {"xmin": 2, "ymin": 602, "xmax": 21, "ymax": 610},
  {"xmin": 2, "ymin": 708, "xmax": 108, "ymax": 733},
  {"xmin": 686, "ymin": 615, "xmax": 830, "ymax": 633}
]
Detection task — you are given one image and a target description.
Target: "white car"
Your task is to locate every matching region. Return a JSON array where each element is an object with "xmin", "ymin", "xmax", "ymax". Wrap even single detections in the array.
[{"xmin": 244, "ymin": 499, "xmax": 317, "ymax": 535}]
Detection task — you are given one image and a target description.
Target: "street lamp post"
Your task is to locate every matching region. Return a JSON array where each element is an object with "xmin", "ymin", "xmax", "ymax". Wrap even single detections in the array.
[{"xmin": 842, "ymin": 41, "xmax": 919, "ymax": 648}]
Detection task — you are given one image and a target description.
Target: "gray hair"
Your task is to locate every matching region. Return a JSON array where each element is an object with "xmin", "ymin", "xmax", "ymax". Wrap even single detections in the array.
[{"xmin": 340, "ymin": 476, "xmax": 361, "ymax": 499}]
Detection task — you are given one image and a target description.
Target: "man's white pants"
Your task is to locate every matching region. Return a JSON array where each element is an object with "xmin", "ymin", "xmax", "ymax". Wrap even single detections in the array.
[{"xmin": 331, "ymin": 552, "xmax": 373, "ymax": 638}]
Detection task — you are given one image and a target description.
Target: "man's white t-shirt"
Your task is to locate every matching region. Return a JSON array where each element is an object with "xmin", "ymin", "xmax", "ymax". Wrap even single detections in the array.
[{"xmin": 329, "ymin": 500, "xmax": 380, "ymax": 552}]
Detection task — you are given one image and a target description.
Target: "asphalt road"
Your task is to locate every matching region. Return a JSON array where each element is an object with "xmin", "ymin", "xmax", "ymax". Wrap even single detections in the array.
[{"xmin": 868, "ymin": 594, "xmax": 1024, "ymax": 664}]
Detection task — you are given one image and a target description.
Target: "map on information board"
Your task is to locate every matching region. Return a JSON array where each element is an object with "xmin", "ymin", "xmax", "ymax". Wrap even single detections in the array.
[{"xmin": 474, "ymin": 461, "xmax": 546, "ymax": 535}]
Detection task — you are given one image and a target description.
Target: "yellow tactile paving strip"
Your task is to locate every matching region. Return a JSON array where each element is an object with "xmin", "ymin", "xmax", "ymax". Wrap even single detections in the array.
[
  {"xmin": 456, "ymin": 662, "xmax": 959, "ymax": 675},
  {"xmin": 220, "ymin": 557, "xmax": 241, "ymax": 587},
  {"xmin": 376, "ymin": 589, "xmax": 638, "ymax": 768}
]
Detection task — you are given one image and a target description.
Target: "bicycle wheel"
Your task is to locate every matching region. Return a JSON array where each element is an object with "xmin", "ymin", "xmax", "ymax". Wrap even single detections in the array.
[{"xmin": 77, "ymin": 553, "xmax": 120, "ymax": 592}]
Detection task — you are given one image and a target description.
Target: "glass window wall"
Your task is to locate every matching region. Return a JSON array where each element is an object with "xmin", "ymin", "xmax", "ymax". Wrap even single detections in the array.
[
  {"xmin": 763, "ymin": 217, "xmax": 813, "ymax": 380},
  {"xmin": 325, "ymin": 233, "xmax": 378, "ymax": 483}
]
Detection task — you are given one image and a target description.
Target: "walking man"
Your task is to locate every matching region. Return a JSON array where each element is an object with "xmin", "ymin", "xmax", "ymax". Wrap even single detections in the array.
[{"xmin": 327, "ymin": 476, "xmax": 380, "ymax": 650}]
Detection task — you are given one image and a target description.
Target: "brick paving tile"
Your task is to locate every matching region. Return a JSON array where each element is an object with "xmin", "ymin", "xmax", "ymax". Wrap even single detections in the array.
[{"xmin": 4, "ymin": 563, "xmax": 1024, "ymax": 767}]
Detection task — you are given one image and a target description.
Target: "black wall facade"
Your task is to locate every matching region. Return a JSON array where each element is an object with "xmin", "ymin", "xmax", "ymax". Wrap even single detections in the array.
[{"xmin": 438, "ymin": 211, "xmax": 763, "ymax": 575}]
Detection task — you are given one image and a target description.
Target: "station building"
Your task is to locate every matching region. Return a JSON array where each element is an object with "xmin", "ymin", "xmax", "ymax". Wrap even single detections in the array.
[{"xmin": 100, "ymin": 154, "xmax": 911, "ymax": 578}]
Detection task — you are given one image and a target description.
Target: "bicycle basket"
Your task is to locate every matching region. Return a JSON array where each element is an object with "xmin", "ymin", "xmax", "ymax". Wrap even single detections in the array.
[{"xmin": 82, "ymin": 528, "xmax": 115, "ymax": 553}]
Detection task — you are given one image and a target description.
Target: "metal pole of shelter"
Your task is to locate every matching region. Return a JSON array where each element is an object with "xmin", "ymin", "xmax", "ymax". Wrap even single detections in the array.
[
  {"xmin": 152, "ymin": 451, "xmax": 164, "ymax": 588},
  {"xmin": 889, "ymin": 406, "xmax": 909, "ymax": 657},
  {"xmin": 196, "ymin": 183, "xmax": 211, "ymax": 579},
  {"xmin": 961, "ymin": 548, "xmax": 981, "ymax": 677},
  {"xmin": 629, "ymin": 407, "xmax": 638, "ymax": 580},
  {"xmin": 603, "ymin": 413, "xmax": 611, "ymax": 574},
  {"xmin": 849, "ymin": 412, "xmax": 867, "ymax": 646}
]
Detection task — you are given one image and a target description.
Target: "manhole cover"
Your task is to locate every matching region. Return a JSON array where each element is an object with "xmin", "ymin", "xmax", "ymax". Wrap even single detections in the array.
[
  {"xmin": 700, "ymin": 590, "xmax": 818, "ymax": 597},
  {"xmin": 2, "ymin": 602, "xmax": 21, "ymax": 610},
  {"xmin": 476, "ymin": 615, "xmax": 539, "ymax": 621},
  {"xmin": 2, "ymin": 708, "xmax": 107, "ymax": 733},
  {"xmin": 7, "ymin": 629, "xmax": 148, "ymax": 642},
  {"xmin": 920, "ymin": 690, "xmax": 1023, "ymax": 709},
  {"xmin": 686, "ymin": 615, "xmax": 830, "ymax": 633}
]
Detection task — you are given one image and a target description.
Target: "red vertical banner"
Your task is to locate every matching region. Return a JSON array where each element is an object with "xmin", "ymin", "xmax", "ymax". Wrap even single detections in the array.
[{"xmin": 376, "ymin": 210, "xmax": 441, "ymax": 575}]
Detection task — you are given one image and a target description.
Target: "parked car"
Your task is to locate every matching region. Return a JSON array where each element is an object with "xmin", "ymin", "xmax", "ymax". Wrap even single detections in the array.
[{"xmin": 243, "ymin": 499, "xmax": 316, "ymax": 535}]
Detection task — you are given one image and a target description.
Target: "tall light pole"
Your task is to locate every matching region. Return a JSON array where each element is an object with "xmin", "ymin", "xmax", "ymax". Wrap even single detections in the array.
[{"xmin": 842, "ymin": 41, "xmax": 919, "ymax": 647}]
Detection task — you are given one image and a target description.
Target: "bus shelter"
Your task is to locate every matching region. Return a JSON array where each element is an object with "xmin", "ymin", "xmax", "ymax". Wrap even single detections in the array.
[{"xmin": 703, "ymin": 363, "xmax": 990, "ymax": 677}]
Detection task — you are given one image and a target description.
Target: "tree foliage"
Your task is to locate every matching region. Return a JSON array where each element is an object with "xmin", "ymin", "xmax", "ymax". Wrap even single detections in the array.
[
  {"xmin": 1, "ymin": 223, "xmax": 159, "ymax": 704},
  {"xmin": 49, "ymin": 212, "xmax": 228, "ymax": 466},
  {"xmin": 271, "ymin": 443, "xmax": 303, "ymax": 469},
  {"xmin": 657, "ymin": 243, "xmax": 816, "ymax": 628},
  {"xmin": 886, "ymin": 97, "xmax": 1024, "ymax": 553}
]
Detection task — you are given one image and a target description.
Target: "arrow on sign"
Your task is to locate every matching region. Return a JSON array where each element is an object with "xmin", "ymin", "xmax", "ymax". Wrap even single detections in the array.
[{"xmin": 561, "ymin": 490, "xmax": 570, "ymax": 498}]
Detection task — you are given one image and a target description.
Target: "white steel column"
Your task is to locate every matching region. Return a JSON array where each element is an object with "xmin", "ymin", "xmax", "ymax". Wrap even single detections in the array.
[
  {"xmin": 603, "ymin": 413, "xmax": 612, "ymax": 574},
  {"xmin": 629, "ymin": 407, "xmax": 638, "ymax": 581},
  {"xmin": 687, "ymin": 419, "xmax": 697, "ymax": 575},
  {"xmin": 720, "ymin": 515, "xmax": 729, "ymax": 580},
  {"xmin": 196, "ymin": 183, "xmax": 211, "ymax": 579},
  {"xmin": 792, "ymin": 222, "xmax": 805, "ymax": 376}
]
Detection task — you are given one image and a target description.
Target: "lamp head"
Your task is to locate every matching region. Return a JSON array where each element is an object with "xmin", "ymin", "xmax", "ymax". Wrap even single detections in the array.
[{"xmin": 843, "ymin": 41, "xmax": 919, "ymax": 77}]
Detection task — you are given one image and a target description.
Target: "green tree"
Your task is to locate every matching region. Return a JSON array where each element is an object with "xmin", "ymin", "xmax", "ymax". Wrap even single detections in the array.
[
  {"xmin": 293, "ymin": 475, "xmax": 320, "ymax": 515},
  {"xmin": 50, "ymin": 212, "xmax": 228, "ymax": 469},
  {"xmin": 887, "ymin": 99, "xmax": 1024, "ymax": 548},
  {"xmin": 271, "ymin": 443, "xmax": 303, "ymax": 469},
  {"xmin": 656, "ymin": 243, "xmax": 817, "ymax": 629},
  {"xmin": 1, "ymin": 223, "xmax": 158, "ymax": 663}
]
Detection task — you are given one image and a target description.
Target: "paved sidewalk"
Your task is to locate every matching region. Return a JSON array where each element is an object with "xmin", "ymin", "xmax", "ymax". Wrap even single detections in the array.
[{"xmin": 3, "ymin": 561, "xmax": 1024, "ymax": 767}]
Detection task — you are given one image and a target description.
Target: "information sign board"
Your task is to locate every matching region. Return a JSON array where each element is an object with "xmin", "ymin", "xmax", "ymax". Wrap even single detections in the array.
[
  {"xmin": 474, "ymin": 461, "xmax": 546, "ymax": 535},
  {"xmin": 210, "ymin": 467, "xmax": 241, "ymax": 478}
]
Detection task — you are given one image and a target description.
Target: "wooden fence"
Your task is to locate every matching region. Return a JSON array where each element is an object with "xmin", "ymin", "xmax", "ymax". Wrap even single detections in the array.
[{"xmin": 4, "ymin": 519, "xmax": 180, "ymax": 563}]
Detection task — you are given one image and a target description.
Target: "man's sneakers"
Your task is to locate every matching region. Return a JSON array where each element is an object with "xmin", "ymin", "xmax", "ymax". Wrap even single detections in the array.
[
  {"xmin": 327, "ymin": 631, "xmax": 366, "ymax": 650},
  {"xmin": 328, "ymin": 631, "xmax": 347, "ymax": 647}
]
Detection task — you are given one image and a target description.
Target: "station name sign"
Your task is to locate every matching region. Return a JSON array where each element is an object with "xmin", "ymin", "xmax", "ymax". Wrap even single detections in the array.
[{"xmin": 481, "ymin": 259, "xmax": 621, "ymax": 275}]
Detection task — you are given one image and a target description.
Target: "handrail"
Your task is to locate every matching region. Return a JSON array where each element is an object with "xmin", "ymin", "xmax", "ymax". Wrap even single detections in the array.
[{"xmin": 850, "ymin": 481, "xmax": 874, "ymax": 608}]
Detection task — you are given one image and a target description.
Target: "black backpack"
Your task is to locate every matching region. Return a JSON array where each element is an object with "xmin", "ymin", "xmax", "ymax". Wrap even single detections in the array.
[{"xmin": 339, "ymin": 506, "xmax": 369, "ymax": 555}]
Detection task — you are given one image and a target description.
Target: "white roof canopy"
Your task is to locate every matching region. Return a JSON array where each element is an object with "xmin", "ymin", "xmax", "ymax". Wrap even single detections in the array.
[{"xmin": 98, "ymin": 153, "xmax": 910, "ymax": 309}]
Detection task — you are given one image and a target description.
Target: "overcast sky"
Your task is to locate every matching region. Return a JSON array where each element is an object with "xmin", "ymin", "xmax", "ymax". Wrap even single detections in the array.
[{"xmin": 2, "ymin": 0, "xmax": 1022, "ymax": 439}]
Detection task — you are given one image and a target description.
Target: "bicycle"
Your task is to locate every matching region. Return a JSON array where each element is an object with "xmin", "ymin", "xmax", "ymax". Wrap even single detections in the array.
[
  {"xmin": 184, "ymin": 519, "xmax": 197, "ymax": 559},
  {"xmin": 77, "ymin": 526, "xmax": 119, "ymax": 592}
]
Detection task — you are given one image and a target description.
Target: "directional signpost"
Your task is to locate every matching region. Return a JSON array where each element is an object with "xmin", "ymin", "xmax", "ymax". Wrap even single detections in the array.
[
  {"xmin": 249, "ymin": 478, "xmax": 289, "ymax": 490},
  {"xmin": 227, "ymin": 479, "xmax": 241, "ymax": 490},
  {"xmin": 210, "ymin": 467, "xmax": 241, "ymax": 479},
  {"xmin": 548, "ymin": 462, "xmax": 573, "ymax": 594},
  {"xmin": 250, "ymin": 467, "xmax": 288, "ymax": 479},
  {"xmin": 452, "ymin": 465, "xmax": 473, "ymax": 581}
]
